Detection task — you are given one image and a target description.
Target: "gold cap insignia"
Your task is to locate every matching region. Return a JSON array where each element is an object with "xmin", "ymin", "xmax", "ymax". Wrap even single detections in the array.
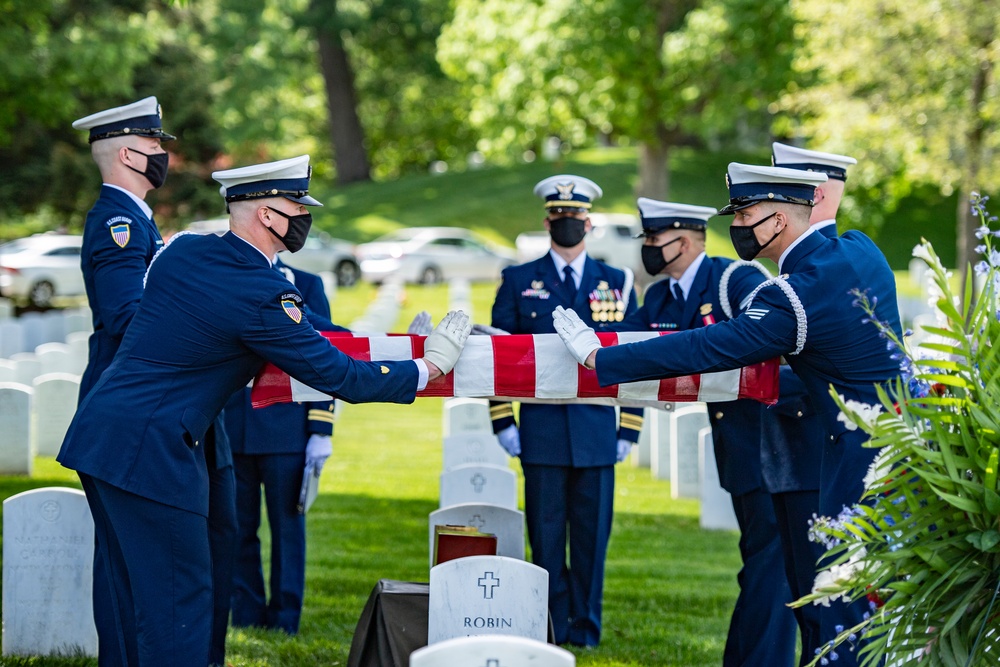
[{"xmin": 555, "ymin": 182, "xmax": 575, "ymax": 200}]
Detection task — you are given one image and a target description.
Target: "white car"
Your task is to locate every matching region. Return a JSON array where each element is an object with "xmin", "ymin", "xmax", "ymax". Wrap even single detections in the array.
[
  {"xmin": 0, "ymin": 234, "xmax": 85, "ymax": 307},
  {"xmin": 185, "ymin": 218, "xmax": 361, "ymax": 287},
  {"xmin": 515, "ymin": 213, "xmax": 643, "ymax": 278},
  {"xmin": 356, "ymin": 227, "xmax": 517, "ymax": 284}
]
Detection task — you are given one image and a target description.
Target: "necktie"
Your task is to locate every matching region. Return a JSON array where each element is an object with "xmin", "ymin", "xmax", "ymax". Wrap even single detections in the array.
[
  {"xmin": 563, "ymin": 265, "xmax": 577, "ymax": 302},
  {"xmin": 672, "ymin": 282, "xmax": 685, "ymax": 306}
]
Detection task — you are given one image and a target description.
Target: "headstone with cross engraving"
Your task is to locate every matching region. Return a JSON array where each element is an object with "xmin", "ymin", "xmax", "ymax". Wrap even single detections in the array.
[
  {"xmin": 410, "ymin": 635, "xmax": 575, "ymax": 667},
  {"xmin": 428, "ymin": 503, "xmax": 525, "ymax": 566},
  {"xmin": 427, "ymin": 555, "xmax": 548, "ymax": 644},
  {"xmin": 439, "ymin": 465, "xmax": 517, "ymax": 510},
  {"xmin": 442, "ymin": 398, "xmax": 492, "ymax": 437},
  {"xmin": 443, "ymin": 433, "xmax": 509, "ymax": 471},
  {"xmin": 2, "ymin": 488, "xmax": 97, "ymax": 657}
]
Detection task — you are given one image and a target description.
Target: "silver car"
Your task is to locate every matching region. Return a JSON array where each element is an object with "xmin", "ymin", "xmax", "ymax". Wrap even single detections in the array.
[
  {"xmin": 185, "ymin": 218, "xmax": 361, "ymax": 287},
  {"xmin": 356, "ymin": 227, "xmax": 517, "ymax": 284},
  {"xmin": 0, "ymin": 234, "xmax": 85, "ymax": 307}
]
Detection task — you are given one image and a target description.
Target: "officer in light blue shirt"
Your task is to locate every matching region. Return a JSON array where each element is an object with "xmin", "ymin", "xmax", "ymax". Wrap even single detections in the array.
[{"xmin": 553, "ymin": 162, "xmax": 900, "ymax": 667}]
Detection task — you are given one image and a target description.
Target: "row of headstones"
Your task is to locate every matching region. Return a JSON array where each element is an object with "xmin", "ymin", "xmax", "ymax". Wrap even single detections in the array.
[
  {"xmin": 348, "ymin": 281, "xmax": 404, "ymax": 333},
  {"xmin": 0, "ymin": 307, "xmax": 92, "ymax": 359},
  {"xmin": 0, "ymin": 299, "xmax": 13, "ymax": 320},
  {"xmin": 426, "ymin": 399, "xmax": 550, "ymax": 650},
  {"xmin": 0, "ymin": 374, "xmax": 82, "ymax": 476}
]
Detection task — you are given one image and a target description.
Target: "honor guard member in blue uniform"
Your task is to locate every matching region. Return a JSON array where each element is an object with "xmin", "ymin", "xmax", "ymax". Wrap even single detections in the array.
[
  {"xmin": 489, "ymin": 175, "xmax": 642, "ymax": 647},
  {"xmin": 72, "ymin": 98, "xmax": 238, "ymax": 667},
  {"xmin": 766, "ymin": 142, "xmax": 858, "ymax": 663},
  {"xmin": 553, "ymin": 162, "xmax": 901, "ymax": 667},
  {"xmin": 615, "ymin": 198, "xmax": 796, "ymax": 666},
  {"xmin": 224, "ymin": 257, "xmax": 343, "ymax": 635},
  {"xmin": 57, "ymin": 155, "xmax": 472, "ymax": 666}
]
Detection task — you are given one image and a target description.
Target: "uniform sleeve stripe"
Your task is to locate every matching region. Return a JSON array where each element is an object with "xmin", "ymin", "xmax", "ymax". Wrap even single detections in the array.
[
  {"xmin": 620, "ymin": 415, "xmax": 644, "ymax": 427},
  {"xmin": 308, "ymin": 411, "xmax": 337, "ymax": 423}
]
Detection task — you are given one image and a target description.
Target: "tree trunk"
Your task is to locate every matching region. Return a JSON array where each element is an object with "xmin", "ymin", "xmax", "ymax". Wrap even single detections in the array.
[
  {"xmin": 956, "ymin": 22, "xmax": 994, "ymax": 295},
  {"xmin": 637, "ymin": 140, "xmax": 670, "ymax": 200},
  {"xmin": 313, "ymin": 1, "xmax": 371, "ymax": 184}
]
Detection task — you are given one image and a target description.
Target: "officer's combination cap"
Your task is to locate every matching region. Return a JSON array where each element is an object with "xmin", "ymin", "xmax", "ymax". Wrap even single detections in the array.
[
  {"xmin": 534, "ymin": 175, "xmax": 602, "ymax": 210},
  {"xmin": 72, "ymin": 96, "xmax": 176, "ymax": 144},
  {"xmin": 771, "ymin": 142, "xmax": 857, "ymax": 182},
  {"xmin": 212, "ymin": 155, "xmax": 323, "ymax": 207},
  {"xmin": 635, "ymin": 198, "xmax": 717, "ymax": 237},
  {"xmin": 718, "ymin": 163, "xmax": 828, "ymax": 215}
]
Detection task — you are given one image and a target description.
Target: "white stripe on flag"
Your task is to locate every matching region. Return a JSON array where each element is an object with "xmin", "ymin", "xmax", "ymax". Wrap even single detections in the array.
[
  {"xmin": 453, "ymin": 336, "xmax": 495, "ymax": 396},
  {"xmin": 289, "ymin": 377, "xmax": 332, "ymax": 402},
  {"xmin": 370, "ymin": 337, "xmax": 413, "ymax": 361},
  {"xmin": 535, "ymin": 334, "xmax": 578, "ymax": 398},
  {"xmin": 612, "ymin": 332, "xmax": 661, "ymax": 402},
  {"xmin": 697, "ymin": 369, "xmax": 742, "ymax": 402}
]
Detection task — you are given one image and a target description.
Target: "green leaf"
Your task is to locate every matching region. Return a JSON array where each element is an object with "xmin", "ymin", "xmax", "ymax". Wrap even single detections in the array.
[{"xmin": 984, "ymin": 487, "xmax": 1000, "ymax": 515}]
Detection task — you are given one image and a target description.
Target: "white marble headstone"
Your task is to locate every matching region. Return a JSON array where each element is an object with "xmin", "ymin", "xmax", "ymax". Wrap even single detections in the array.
[
  {"xmin": 429, "ymin": 503, "xmax": 525, "ymax": 565},
  {"xmin": 699, "ymin": 426, "xmax": 738, "ymax": 531},
  {"xmin": 442, "ymin": 398, "xmax": 492, "ymax": 437},
  {"xmin": 448, "ymin": 279, "xmax": 473, "ymax": 318},
  {"xmin": 2, "ymin": 488, "xmax": 97, "ymax": 657},
  {"xmin": 0, "ymin": 383, "xmax": 32, "ymax": 475},
  {"xmin": 0, "ymin": 320, "xmax": 25, "ymax": 358},
  {"xmin": 18, "ymin": 313, "xmax": 46, "ymax": 353},
  {"xmin": 39, "ymin": 311, "xmax": 66, "ymax": 346},
  {"xmin": 62, "ymin": 308, "xmax": 92, "ymax": 336},
  {"xmin": 632, "ymin": 406, "xmax": 654, "ymax": 469},
  {"xmin": 35, "ymin": 343, "xmax": 76, "ymax": 377},
  {"xmin": 0, "ymin": 298, "xmax": 13, "ymax": 321},
  {"xmin": 443, "ymin": 433, "xmax": 509, "ymax": 471},
  {"xmin": 669, "ymin": 404, "xmax": 709, "ymax": 499},
  {"xmin": 440, "ymin": 465, "xmax": 517, "ymax": 510},
  {"xmin": 31, "ymin": 373, "xmax": 80, "ymax": 457},
  {"xmin": 0, "ymin": 360, "xmax": 16, "ymax": 383},
  {"xmin": 65, "ymin": 331, "xmax": 90, "ymax": 371},
  {"xmin": 411, "ymin": 635, "xmax": 574, "ymax": 667},
  {"xmin": 428, "ymin": 555, "xmax": 548, "ymax": 644},
  {"xmin": 648, "ymin": 407, "xmax": 672, "ymax": 482},
  {"xmin": 10, "ymin": 353, "xmax": 40, "ymax": 388}
]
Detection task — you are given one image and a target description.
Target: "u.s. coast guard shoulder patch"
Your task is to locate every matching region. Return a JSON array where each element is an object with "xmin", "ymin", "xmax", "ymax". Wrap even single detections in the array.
[
  {"xmin": 280, "ymin": 292, "xmax": 303, "ymax": 323},
  {"xmin": 106, "ymin": 216, "xmax": 133, "ymax": 248}
]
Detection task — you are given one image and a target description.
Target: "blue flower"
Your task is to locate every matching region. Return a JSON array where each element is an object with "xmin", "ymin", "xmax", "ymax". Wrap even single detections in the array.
[
  {"xmin": 975, "ymin": 225, "xmax": 991, "ymax": 239},
  {"xmin": 976, "ymin": 244, "xmax": 988, "ymax": 254},
  {"xmin": 975, "ymin": 261, "xmax": 990, "ymax": 275}
]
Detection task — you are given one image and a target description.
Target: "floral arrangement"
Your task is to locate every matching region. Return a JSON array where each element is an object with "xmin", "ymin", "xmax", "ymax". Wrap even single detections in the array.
[{"xmin": 797, "ymin": 194, "xmax": 1000, "ymax": 667}]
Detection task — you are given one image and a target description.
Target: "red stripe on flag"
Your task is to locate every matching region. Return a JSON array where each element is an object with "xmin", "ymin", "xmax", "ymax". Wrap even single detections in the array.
[
  {"xmin": 412, "ymin": 334, "xmax": 456, "ymax": 397},
  {"xmin": 658, "ymin": 374, "xmax": 701, "ymax": 402},
  {"xmin": 493, "ymin": 334, "xmax": 536, "ymax": 397},
  {"xmin": 578, "ymin": 333, "xmax": 620, "ymax": 397},
  {"xmin": 738, "ymin": 360, "xmax": 779, "ymax": 405}
]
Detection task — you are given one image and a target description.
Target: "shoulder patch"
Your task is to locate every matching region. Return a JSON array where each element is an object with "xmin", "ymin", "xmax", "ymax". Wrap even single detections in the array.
[
  {"xmin": 280, "ymin": 292, "xmax": 304, "ymax": 323},
  {"xmin": 106, "ymin": 216, "xmax": 133, "ymax": 248}
]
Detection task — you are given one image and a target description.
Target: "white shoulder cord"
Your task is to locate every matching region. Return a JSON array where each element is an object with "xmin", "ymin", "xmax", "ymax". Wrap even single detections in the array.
[
  {"xmin": 745, "ymin": 275, "xmax": 808, "ymax": 355},
  {"xmin": 719, "ymin": 259, "xmax": 772, "ymax": 319},
  {"xmin": 143, "ymin": 230, "xmax": 199, "ymax": 288}
]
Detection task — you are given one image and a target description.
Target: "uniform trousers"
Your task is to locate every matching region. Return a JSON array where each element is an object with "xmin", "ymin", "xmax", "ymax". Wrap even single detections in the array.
[
  {"xmin": 771, "ymin": 490, "xmax": 826, "ymax": 665},
  {"xmin": 230, "ymin": 453, "xmax": 307, "ymax": 634},
  {"xmin": 724, "ymin": 489, "xmax": 797, "ymax": 667},
  {"xmin": 522, "ymin": 464, "xmax": 614, "ymax": 647},
  {"xmin": 80, "ymin": 474, "xmax": 213, "ymax": 666},
  {"xmin": 208, "ymin": 462, "xmax": 237, "ymax": 666}
]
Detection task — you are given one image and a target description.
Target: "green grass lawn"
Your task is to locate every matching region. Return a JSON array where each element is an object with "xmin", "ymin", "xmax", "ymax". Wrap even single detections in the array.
[{"xmin": 0, "ymin": 284, "xmax": 745, "ymax": 666}]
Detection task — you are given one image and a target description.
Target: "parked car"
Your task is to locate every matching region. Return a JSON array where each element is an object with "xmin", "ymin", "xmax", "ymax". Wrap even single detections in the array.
[
  {"xmin": 356, "ymin": 227, "xmax": 517, "ymax": 284},
  {"xmin": 185, "ymin": 218, "xmax": 361, "ymax": 287},
  {"xmin": 0, "ymin": 233, "xmax": 85, "ymax": 307},
  {"xmin": 515, "ymin": 212, "xmax": 643, "ymax": 278}
]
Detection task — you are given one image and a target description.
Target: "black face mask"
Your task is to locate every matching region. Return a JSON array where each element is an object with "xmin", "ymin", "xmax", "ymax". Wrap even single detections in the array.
[
  {"xmin": 265, "ymin": 206, "xmax": 313, "ymax": 253},
  {"xmin": 126, "ymin": 148, "xmax": 169, "ymax": 189},
  {"xmin": 548, "ymin": 216, "xmax": 587, "ymax": 248},
  {"xmin": 641, "ymin": 237, "xmax": 683, "ymax": 276},
  {"xmin": 729, "ymin": 211, "xmax": 779, "ymax": 261}
]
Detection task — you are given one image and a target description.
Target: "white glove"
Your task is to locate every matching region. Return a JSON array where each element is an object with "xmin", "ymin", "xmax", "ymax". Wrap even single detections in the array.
[
  {"xmin": 471, "ymin": 323, "xmax": 510, "ymax": 336},
  {"xmin": 552, "ymin": 305, "xmax": 601, "ymax": 366},
  {"xmin": 616, "ymin": 439, "xmax": 632, "ymax": 463},
  {"xmin": 305, "ymin": 434, "xmax": 333, "ymax": 474},
  {"xmin": 407, "ymin": 311, "xmax": 433, "ymax": 336},
  {"xmin": 497, "ymin": 425, "xmax": 521, "ymax": 457},
  {"xmin": 423, "ymin": 310, "xmax": 471, "ymax": 374}
]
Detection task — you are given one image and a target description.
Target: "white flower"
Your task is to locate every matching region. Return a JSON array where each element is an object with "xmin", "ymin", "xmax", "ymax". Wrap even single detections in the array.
[
  {"xmin": 911, "ymin": 242, "xmax": 934, "ymax": 263},
  {"xmin": 810, "ymin": 549, "xmax": 869, "ymax": 607},
  {"xmin": 837, "ymin": 396, "xmax": 883, "ymax": 432}
]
